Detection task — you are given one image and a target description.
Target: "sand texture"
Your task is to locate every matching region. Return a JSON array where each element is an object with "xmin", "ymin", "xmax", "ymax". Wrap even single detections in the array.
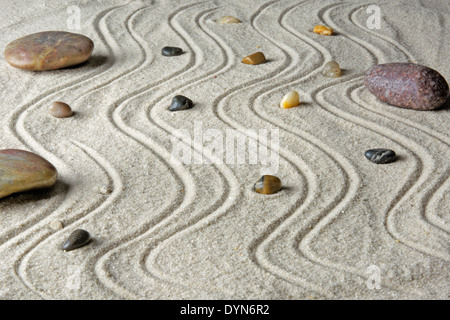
[{"xmin": 0, "ymin": 0, "xmax": 449, "ymax": 299}]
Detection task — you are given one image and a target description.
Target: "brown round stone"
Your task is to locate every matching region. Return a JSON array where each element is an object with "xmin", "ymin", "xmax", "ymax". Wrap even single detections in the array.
[
  {"xmin": 0, "ymin": 149, "xmax": 58, "ymax": 199},
  {"xmin": 4, "ymin": 31, "xmax": 94, "ymax": 71},
  {"xmin": 49, "ymin": 101, "xmax": 73, "ymax": 118}
]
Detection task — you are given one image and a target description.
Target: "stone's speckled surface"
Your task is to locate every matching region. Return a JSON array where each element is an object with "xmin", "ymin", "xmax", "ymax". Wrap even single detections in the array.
[
  {"xmin": 242, "ymin": 52, "xmax": 266, "ymax": 65},
  {"xmin": 364, "ymin": 63, "xmax": 449, "ymax": 110},
  {"xmin": 253, "ymin": 175, "xmax": 282, "ymax": 194},
  {"xmin": 62, "ymin": 229, "xmax": 91, "ymax": 251},
  {"xmin": 161, "ymin": 46, "xmax": 183, "ymax": 56},
  {"xmin": 4, "ymin": 31, "xmax": 94, "ymax": 71},
  {"xmin": 169, "ymin": 95, "xmax": 193, "ymax": 111},
  {"xmin": 49, "ymin": 101, "xmax": 73, "ymax": 118},
  {"xmin": 365, "ymin": 148, "xmax": 397, "ymax": 164},
  {"xmin": 0, "ymin": 149, "xmax": 58, "ymax": 199}
]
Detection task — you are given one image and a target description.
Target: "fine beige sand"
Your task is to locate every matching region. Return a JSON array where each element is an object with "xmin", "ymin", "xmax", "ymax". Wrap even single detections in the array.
[{"xmin": 0, "ymin": 0, "xmax": 449, "ymax": 299}]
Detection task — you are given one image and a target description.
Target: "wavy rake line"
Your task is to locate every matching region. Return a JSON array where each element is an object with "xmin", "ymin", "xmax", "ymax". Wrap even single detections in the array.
[
  {"xmin": 135, "ymin": 0, "xmax": 314, "ymax": 297},
  {"xmin": 241, "ymin": 1, "xmax": 426, "ymax": 297},
  {"xmin": 251, "ymin": 0, "xmax": 429, "ymax": 297},
  {"xmin": 244, "ymin": 0, "xmax": 381, "ymax": 297},
  {"xmin": 332, "ymin": 4, "xmax": 450, "ymax": 261},
  {"xmin": 6, "ymin": 2, "xmax": 143, "ymax": 298},
  {"xmin": 298, "ymin": 3, "xmax": 430, "ymax": 293},
  {"xmin": 0, "ymin": 2, "xmax": 130, "ymax": 249},
  {"xmin": 156, "ymin": 0, "xmax": 368, "ymax": 298},
  {"xmin": 14, "ymin": 139, "xmax": 124, "ymax": 299},
  {"xmin": 350, "ymin": 5, "xmax": 417, "ymax": 63},
  {"xmin": 149, "ymin": 0, "xmax": 354, "ymax": 297},
  {"xmin": 425, "ymin": 171, "xmax": 450, "ymax": 230},
  {"xmin": 236, "ymin": 0, "xmax": 365, "ymax": 297},
  {"xmin": 71, "ymin": 3, "xmax": 156, "ymax": 107},
  {"xmin": 345, "ymin": 81, "xmax": 450, "ymax": 261},
  {"xmin": 94, "ymin": 1, "xmax": 241, "ymax": 298},
  {"xmin": 299, "ymin": 2, "xmax": 449, "ymax": 287},
  {"xmin": 139, "ymin": 0, "xmax": 327, "ymax": 297},
  {"xmin": 95, "ymin": 1, "xmax": 211, "ymax": 298},
  {"xmin": 351, "ymin": 86, "xmax": 450, "ymax": 234},
  {"xmin": 349, "ymin": 7, "xmax": 450, "ymax": 234}
]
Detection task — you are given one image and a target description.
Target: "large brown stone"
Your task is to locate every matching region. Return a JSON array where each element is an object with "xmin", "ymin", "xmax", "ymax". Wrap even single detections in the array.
[
  {"xmin": 0, "ymin": 149, "xmax": 57, "ymax": 198},
  {"xmin": 4, "ymin": 31, "xmax": 94, "ymax": 71}
]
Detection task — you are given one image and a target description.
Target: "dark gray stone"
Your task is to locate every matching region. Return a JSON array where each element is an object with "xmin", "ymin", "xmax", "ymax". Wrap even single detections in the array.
[
  {"xmin": 62, "ymin": 229, "xmax": 91, "ymax": 251},
  {"xmin": 169, "ymin": 95, "xmax": 193, "ymax": 111},
  {"xmin": 162, "ymin": 46, "xmax": 183, "ymax": 56},
  {"xmin": 365, "ymin": 148, "xmax": 397, "ymax": 164}
]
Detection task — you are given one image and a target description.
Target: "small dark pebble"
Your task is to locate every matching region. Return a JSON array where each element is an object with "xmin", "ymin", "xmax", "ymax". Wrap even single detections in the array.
[
  {"xmin": 169, "ymin": 95, "xmax": 193, "ymax": 111},
  {"xmin": 62, "ymin": 229, "xmax": 91, "ymax": 251},
  {"xmin": 162, "ymin": 46, "xmax": 183, "ymax": 56},
  {"xmin": 365, "ymin": 148, "xmax": 397, "ymax": 164}
]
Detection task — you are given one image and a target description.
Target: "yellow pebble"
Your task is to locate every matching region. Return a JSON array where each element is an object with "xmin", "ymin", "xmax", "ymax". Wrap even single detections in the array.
[
  {"xmin": 218, "ymin": 16, "xmax": 241, "ymax": 23},
  {"xmin": 313, "ymin": 25, "xmax": 333, "ymax": 35},
  {"xmin": 280, "ymin": 90, "xmax": 300, "ymax": 109}
]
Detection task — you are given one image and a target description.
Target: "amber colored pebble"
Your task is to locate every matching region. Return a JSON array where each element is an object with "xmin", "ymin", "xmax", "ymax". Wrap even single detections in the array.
[
  {"xmin": 253, "ymin": 175, "xmax": 282, "ymax": 194},
  {"xmin": 242, "ymin": 52, "xmax": 266, "ymax": 65},
  {"xmin": 313, "ymin": 25, "xmax": 333, "ymax": 35}
]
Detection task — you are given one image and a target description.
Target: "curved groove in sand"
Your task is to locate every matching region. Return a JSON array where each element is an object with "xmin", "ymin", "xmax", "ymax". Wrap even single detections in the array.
[
  {"xmin": 3, "ymin": 3, "xmax": 135, "ymax": 298},
  {"xmin": 244, "ymin": 1, "xmax": 360, "ymax": 297},
  {"xmin": 3, "ymin": 3, "xmax": 130, "ymax": 241},
  {"xmin": 350, "ymin": 5, "xmax": 418, "ymax": 64},
  {"xmin": 16, "ymin": 140, "xmax": 124, "ymax": 299},
  {"xmin": 141, "ymin": 0, "xmax": 314, "ymax": 296},
  {"xmin": 300, "ymin": 3, "xmax": 449, "ymax": 270},
  {"xmin": 351, "ymin": 85, "xmax": 450, "ymax": 234},
  {"xmin": 8, "ymin": 2, "xmax": 157, "ymax": 298},
  {"xmin": 93, "ymin": 1, "xmax": 243, "ymax": 298}
]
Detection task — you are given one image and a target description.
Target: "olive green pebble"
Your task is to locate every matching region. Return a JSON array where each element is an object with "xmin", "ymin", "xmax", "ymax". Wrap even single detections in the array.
[{"xmin": 253, "ymin": 175, "xmax": 282, "ymax": 194}]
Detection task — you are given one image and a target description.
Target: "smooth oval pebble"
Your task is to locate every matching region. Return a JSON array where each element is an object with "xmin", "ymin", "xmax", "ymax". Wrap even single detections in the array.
[
  {"xmin": 218, "ymin": 16, "xmax": 241, "ymax": 23},
  {"xmin": 364, "ymin": 63, "xmax": 449, "ymax": 110},
  {"xmin": 4, "ymin": 31, "xmax": 94, "ymax": 71},
  {"xmin": 253, "ymin": 175, "xmax": 282, "ymax": 195},
  {"xmin": 280, "ymin": 90, "xmax": 300, "ymax": 109},
  {"xmin": 62, "ymin": 229, "xmax": 91, "ymax": 251},
  {"xmin": 322, "ymin": 61, "xmax": 342, "ymax": 78},
  {"xmin": 49, "ymin": 101, "xmax": 73, "ymax": 118},
  {"xmin": 242, "ymin": 52, "xmax": 266, "ymax": 65},
  {"xmin": 161, "ymin": 46, "xmax": 183, "ymax": 57},
  {"xmin": 0, "ymin": 149, "xmax": 58, "ymax": 199},
  {"xmin": 169, "ymin": 95, "xmax": 193, "ymax": 111},
  {"xmin": 364, "ymin": 148, "xmax": 397, "ymax": 164}
]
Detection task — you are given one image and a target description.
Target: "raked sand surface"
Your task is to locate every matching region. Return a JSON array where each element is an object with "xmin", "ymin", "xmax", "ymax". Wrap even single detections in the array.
[{"xmin": 0, "ymin": 0, "xmax": 449, "ymax": 299}]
